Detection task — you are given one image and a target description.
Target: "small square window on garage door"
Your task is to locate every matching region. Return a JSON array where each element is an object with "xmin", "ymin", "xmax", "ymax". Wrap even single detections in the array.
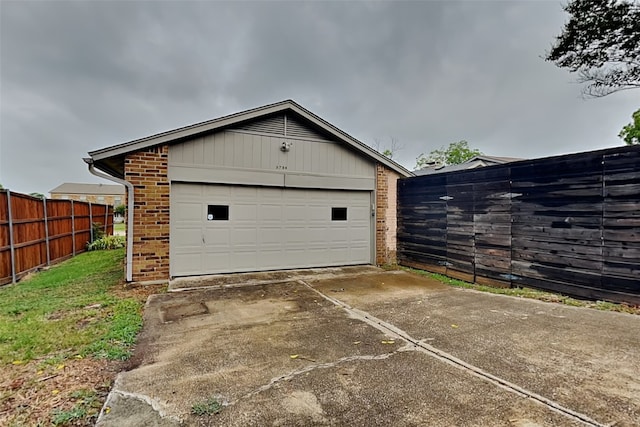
[
  {"xmin": 331, "ymin": 207, "xmax": 347, "ymax": 221},
  {"xmin": 207, "ymin": 205, "xmax": 229, "ymax": 221}
]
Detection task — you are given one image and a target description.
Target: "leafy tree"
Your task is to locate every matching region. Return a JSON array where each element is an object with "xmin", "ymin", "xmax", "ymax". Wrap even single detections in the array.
[
  {"xmin": 114, "ymin": 204, "xmax": 126, "ymax": 216},
  {"xmin": 545, "ymin": 0, "xmax": 640, "ymax": 97},
  {"xmin": 0, "ymin": 183, "xmax": 3, "ymax": 190},
  {"xmin": 619, "ymin": 108, "xmax": 640, "ymax": 145},
  {"xmin": 29, "ymin": 192, "xmax": 44, "ymax": 199},
  {"xmin": 415, "ymin": 140, "xmax": 483, "ymax": 170}
]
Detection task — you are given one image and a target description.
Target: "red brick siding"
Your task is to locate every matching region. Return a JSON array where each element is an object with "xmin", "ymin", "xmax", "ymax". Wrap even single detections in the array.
[
  {"xmin": 376, "ymin": 163, "xmax": 400, "ymax": 265},
  {"xmin": 124, "ymin": 145, "xmax": 170, "ymax": 282}
]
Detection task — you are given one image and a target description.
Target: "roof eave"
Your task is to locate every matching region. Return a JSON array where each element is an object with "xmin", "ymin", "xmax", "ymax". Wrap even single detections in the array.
[
  {"xmin": 284, "ymin": 102, "xmax": 413, "ymax": 177},
  {"xmin": 88, "ymin": 99, "xmax": 413, "ymax": 177},
  {"xmin": 88, "ymin": 100, "xmax": 295, "ymax": 161}
]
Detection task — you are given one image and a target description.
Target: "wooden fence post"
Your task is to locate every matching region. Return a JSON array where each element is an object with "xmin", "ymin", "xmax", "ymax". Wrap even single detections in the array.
[
  {"xmin": 6, "ymin": 190, "xmax": 16, "ymax": 284},
  {"xmin": 71, "ymin": 200, "xmax": 76, "ymax": 256},
  {"xmin": 43, "ymin": 198, "xmax": 51, "ymax": 266},
  {"xmin": 89, "ymin": 202, "xmax": 93, "ymax": 242}
]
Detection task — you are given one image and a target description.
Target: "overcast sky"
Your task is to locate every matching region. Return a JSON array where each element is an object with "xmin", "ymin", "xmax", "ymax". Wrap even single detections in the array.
[{"xmin": 1, "ymin": 0, "xmax": 638, "ymax": 195}]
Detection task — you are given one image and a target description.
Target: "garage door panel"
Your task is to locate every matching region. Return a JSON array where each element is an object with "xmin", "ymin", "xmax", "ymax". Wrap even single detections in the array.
[
  {"xmin": 173, "ymin": 253, "xmax": 202, "ymax": 275},
  {"xmin": 350, "ymin": 205, "xmax": 369, "ymax": 215},
  {"xmin": 258, "ymin": 228, "xmax": 283, "ymax": 244},
  {"xmin": 174, "ymin": 228, "xmax": 203, "ymax": 248},
  {"xmin": 174, "ymin": 202, "xmax": 202, "ymax": 221},
  {"xmin": 284, "ymin": 205, "xmax": 310, "ymax": 221},
  {"xmin": 305, "ymin": 210, "xmax": 328, "ymax": 222},
  {"xmin": 203, "ymin": 184, "xmax": 232, "ymax": 197},
  {"xmin": 258, "ymin": 205, "xmax": 282, "ymax": 221},
  {"xmin": 203, "ymin": 228, "xmax": 230, "ymax": 243},
  {"xmin": 283, "ymin": 227, "xmax": 310, "ymax": 243},
  {"xmin": 231, "ymin": 186, "xmax": 256, "ymax": 197},
  {"xmin": 231, "ymin": 229, "xmax": 258, "ymax": 245},
  {"xmin": 233, "ymin": 205, "xmax": 258, "ymax": 221},
  {"xmin": 171, "ymin": 184, "xmax": 372, "ymax": 276},
  {"xmin": 330, "ymin": 248, "xmax": 349, "ymax": 259},
  {"xmin": 202, "ymin": 252, "xmax": 231, "ymax": 269},
  {"xmin": 348, "ymin": 226, "xmax": 369, "ymax": 239},
  {"xmin": 232, "ymin": 251, "xmax": 259, "ymax": 269},
  {"xmin": 305, "ymin": 228, "xmax": 330, "ymax": 242},
  {"xmin": 174, "ymin": 182, "xmax": 202, "ymax": 197},
  {"xmin": 286, "ymin": 249, "xmax": 318, "ymax": 264},
  {"xmin": 350, "ymin": 248, "xmax": 370, "ymax": 261}
]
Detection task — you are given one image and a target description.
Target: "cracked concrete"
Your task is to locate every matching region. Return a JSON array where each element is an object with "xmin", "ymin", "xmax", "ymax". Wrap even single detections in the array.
[
  {"xmin": 98, "ymin": 269, "xmax": 640, "ymax": 426},
  {"xmin": 100, "ymin": 389, "xmax": 181, "ymax": 427},
  {"xmin": 235, "ymin": 351, "xmax": 401, "ymax": 404},
  {"xmin": 300, "ymin": 280, "xmax": 605, "ymax": 427}
]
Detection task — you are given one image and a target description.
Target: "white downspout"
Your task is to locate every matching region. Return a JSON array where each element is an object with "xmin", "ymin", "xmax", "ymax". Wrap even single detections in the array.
[{"xmin": 84, "ymin": 158, "xmax": 134, "ymax": 282}]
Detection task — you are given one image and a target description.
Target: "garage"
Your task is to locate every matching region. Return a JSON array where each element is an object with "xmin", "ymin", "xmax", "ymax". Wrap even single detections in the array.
[
  {"xmin": 87, "ymin": 100, "xmax": 411, "ymax": 283},
  {"xmin": 170, "ymin": 183, "xmax": 372, "ymax": 276}
]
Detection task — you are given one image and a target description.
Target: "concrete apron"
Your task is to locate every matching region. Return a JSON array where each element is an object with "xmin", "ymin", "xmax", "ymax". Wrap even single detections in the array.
[{"xmin": 97, "ymin": 270, "xmax": 640, "ymax": 427}]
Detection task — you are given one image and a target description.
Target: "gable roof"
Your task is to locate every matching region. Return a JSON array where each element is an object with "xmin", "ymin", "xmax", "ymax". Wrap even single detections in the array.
[
  {"xmin": 50, "ymin": 182, "xmax": 125, "ymax": 195},
  {"xmin": 88, "ymin": 100, "xmax": 413, "ymax": 178}
]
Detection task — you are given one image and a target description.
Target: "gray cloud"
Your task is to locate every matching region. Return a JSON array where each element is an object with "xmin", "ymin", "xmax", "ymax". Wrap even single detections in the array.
[{"xmin": 1, "ymin": 0, "xmax": 637, "ymax": 193}]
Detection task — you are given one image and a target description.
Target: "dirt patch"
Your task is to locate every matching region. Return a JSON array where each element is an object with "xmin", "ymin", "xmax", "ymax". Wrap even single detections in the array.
[
  {"xmin": 160, "ymin": 302, "xmax": 209, "ymax": 323},
  {"xmin": 111, "ymin": 282, "xmax": 167, "ymax": 302},
  {"xmin": 0, "ymin": 357, "xmax": 119, "ymax": 426},
  {"xmin": 0, "ymin": 281, "xmax": 166, "ymax": 426}
]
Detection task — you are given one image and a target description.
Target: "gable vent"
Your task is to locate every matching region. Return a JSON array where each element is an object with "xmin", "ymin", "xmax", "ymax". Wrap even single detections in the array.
[
  {"xmin": 286, "ymin": 115, "xmax": 329, "ymax": 140},
  {"xmin": 235, "ymin": 114, "xmax": 285, "ymax": 135}
]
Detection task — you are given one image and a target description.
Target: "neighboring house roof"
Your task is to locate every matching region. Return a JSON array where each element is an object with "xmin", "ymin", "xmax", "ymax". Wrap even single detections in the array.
[
  {"xmin": 474, "ymin": 155, "xmax": 523, "ymax": 163},
  {"xmin": 414, "ymin": 155, "xmax": 524, "ymax": 176},
  {"xmin": 87, "ymin": 99, "xmax": 413, "ymax": 178},
  {"xmin": 50, "ymin": 183, "xmax": 125, "ymax": 195}
]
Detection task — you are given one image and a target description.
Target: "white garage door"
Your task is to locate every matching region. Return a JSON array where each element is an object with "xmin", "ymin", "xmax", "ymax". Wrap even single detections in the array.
[{"xmin": 170, "ymin": 183, "xmax": 372, "ymax": 276}]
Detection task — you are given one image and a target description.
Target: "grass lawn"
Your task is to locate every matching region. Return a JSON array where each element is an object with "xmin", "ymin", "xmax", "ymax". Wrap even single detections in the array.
[
  {"xmin": 113, "ymin": 223, "xmax": 126, "ymax": 235},
  {"xmin": 403, "ymin": 267, "xmax": 640, "ymax": 315},
  {"xmin": 0, "ymin": 249, "xmax": 139, "ymax": 364},
  {"xmin": 0, "ymin": 249, "xmax": 163, "ymax": 426}
]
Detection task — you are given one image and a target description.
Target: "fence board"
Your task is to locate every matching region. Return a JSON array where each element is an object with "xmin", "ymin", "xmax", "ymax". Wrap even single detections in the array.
[
  {"xmin": 603, "ymin": 149, "xmax": 640, "ymax": 293},
  {"xmin": 398, "ymin": 145, "xmax": 640, "ymax": 305},
  {"xmin": 446, "ymin": 177, "xmax": 475, "ymax": 279},
  {"xmin": 0, "ymin": 190, "xmax": 114, "ymax": 286},
  {"xmin": 397, "ymin": 175, "xmax": 448, "ymax": 273}
]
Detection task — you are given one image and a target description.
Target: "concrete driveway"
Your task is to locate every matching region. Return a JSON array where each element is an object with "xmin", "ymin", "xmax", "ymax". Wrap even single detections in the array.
[{"xmin": 98, "ymin": 267, "xmax": 640, "ymax": 426}]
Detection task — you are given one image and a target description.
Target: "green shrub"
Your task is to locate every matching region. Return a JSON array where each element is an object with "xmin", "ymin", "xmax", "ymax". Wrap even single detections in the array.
[
  {"xmin": 87, "ymin": 235, "xmax": 125, "ymax": 251},
  {"xmin": 91, "ymin": 222, "xmax": 105, "ymax": 242}
]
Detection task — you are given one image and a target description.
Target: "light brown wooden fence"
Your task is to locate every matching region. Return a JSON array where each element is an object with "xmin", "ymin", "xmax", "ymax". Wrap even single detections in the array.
[{"xmin": 0, "ymin": 190, "xmax": 114, "ymax": 285}]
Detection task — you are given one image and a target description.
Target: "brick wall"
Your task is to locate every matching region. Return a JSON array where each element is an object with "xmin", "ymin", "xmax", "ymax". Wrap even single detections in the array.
[
  {"xmin": 124, "ymin": 145, "xmax": 170, "ymax": 282},
  {"xmin": 376, "ymin": 163, "xmax": 400, "ymax": 265},
  {"xmin": 50, "ymin": 194, "xmax": 123, "ymax": 206}
]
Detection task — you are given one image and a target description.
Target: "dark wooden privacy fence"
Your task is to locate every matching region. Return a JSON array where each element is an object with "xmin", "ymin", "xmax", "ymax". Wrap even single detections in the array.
[
  {"xmin": 0, "ymin": 190, "xmax": 114, "ymax": 286},
  {"xmin": 398, "ymin": 146, "xmax": 640, "ymax": 305}
]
